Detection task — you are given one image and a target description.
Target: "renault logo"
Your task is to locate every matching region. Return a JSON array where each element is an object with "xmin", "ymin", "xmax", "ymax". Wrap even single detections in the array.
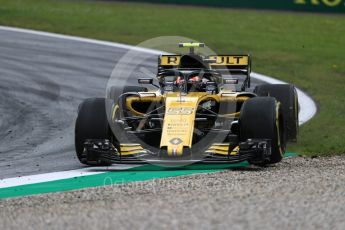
[{"xmin": 169, "ymin": 138, "xmax": 183, "ymax": 145}]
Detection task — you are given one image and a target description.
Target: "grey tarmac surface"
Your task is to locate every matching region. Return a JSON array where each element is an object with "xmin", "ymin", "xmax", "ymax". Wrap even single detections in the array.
[
  {"xmin": 0, "ymin": 29, "xmax": 264, "ymax": 179},
  {"xmin": 1, "ymin": 156, "xmax": 345, "ymax": 230}
]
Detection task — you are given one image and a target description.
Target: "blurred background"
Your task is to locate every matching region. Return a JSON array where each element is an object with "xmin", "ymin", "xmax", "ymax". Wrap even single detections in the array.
[{"xmin": 116, "ymin": 0, "xmax": 345, "ymax": 13}]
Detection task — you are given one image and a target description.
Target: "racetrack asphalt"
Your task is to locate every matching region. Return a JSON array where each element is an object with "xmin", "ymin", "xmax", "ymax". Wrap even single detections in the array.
[{"xmin": 0, "ymin": 28, "xmax": 266, "ymax": 179}]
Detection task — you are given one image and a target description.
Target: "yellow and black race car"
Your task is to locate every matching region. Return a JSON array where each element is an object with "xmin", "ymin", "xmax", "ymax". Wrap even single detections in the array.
[{"xmin": 75, "ymin": 43, "xmax": 299, "ymax": 166}]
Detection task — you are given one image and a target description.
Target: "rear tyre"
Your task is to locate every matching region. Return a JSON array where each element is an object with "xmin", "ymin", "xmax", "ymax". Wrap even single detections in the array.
[
  {"xmin": 239, "ymin": 97, "xmax": 286, "ymax": 164},
  {"xmin": 75, "ymin": 98, "xmax": 112, "ymax": 166},
  {"xmin": 254, "ymin": 84, "xmax": 299, "ymax": 142},
  {"xmin": 108, "ymin": 85, "xmax": 154, "ymax": 144},
  {"xmin": 108, "ymin": 85, "xmax": 148, "ymax": 119},
  {"xmin": 109, "ymin": 85, "xmax": 149, "ymax": 123},
  {"xmin": 108, "ymin": 85, "xmax": 148, "ymax": 101}
]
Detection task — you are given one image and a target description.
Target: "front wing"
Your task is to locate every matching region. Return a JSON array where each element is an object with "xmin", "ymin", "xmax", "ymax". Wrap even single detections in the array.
[{"xmin": 80, "ymin": 139, "xmax": 272, "ymax": 165}]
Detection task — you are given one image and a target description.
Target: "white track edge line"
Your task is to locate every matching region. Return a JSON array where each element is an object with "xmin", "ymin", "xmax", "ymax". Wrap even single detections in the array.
[
  {"xmin": 0, "ymin": 26, "xmax": 317, "ymax": 189},
  {"xmin": 0, "ymin": 165, "xmax": 138, "ymax": 189}
]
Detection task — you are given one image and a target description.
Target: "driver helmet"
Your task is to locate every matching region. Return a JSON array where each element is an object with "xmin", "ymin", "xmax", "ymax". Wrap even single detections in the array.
[
  {"xmin": 175, "ymin": 76, "xmax": 185, "ymax": 84},
  {"xmin": 188, "ymin": 75, "xmax": 201, "ymax": 82}
]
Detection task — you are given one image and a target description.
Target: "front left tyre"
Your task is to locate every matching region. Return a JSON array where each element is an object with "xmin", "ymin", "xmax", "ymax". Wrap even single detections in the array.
[{"xmin": 239, "ymin": 97, "xmax": 286, "ymax": 164}]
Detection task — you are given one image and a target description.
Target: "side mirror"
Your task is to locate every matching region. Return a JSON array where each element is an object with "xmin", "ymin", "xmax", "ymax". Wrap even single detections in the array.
[
  {"xmin": 223, "ymin": 78, "xmax": 239, "ymax": 84},
  {"xmin": 204, "ymin": 59, "xmax": 217, "ymax": 64},
  {"xmin": 138, "ymin": 78, "xmax": 153, "ymax": 85}
]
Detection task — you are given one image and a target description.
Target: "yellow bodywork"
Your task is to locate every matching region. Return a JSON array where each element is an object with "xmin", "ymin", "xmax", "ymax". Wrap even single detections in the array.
[
  {"xmin": 205, "ymin": 144, "xmax": 239, "ymax": 156},
  {"xmin": 160, "ymin": 93, "xmax": 202, "ymax": 156},
  {"xmin": 120, "ymin": 143, "xmax": 147, "ymax": 156},
  {"xmin": 117, "ymin": 91, "xmax": 252, "ymax": 157}
]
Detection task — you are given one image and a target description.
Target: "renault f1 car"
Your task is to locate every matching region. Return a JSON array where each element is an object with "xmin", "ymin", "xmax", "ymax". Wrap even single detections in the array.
[{"xmin": 75, "ymin": 43, "xmax": 299, "ymax": 166}]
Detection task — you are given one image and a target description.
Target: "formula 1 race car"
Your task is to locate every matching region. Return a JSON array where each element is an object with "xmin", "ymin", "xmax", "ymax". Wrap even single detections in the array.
[{"xmin": 75, "ymin": 43, "xmax": 299, "ymax": 166}]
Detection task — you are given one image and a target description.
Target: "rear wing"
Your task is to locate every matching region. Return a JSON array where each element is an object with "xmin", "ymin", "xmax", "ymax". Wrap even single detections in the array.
[
  {"xmin": 158, "ymin": 54, "xmax": 252, "ymax": 90},
  {"xmin": 158, "ymin": 55, "xmax": 181, "ymax": 70},
  {"xmin": 208, "ymin": 55, "xmax": 251, "ymax": 90},
  {"xmin": 158, "ymin": 54, "xmax": 250, "ymax": 69},
  {"xmin": 208, "ymin": 55, "xmax": 251, "ymax": 72}
]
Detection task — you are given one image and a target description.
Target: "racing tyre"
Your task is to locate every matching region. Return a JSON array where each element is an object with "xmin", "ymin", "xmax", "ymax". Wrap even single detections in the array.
[
  {"xmin": 239, "ymin": 97, "xmax": 286, "ymax": 164},
  {"xmin": 75, "ymin": 98, "xmax": 112, "ymax": 166},
  {"xmin": 254, "ymin": 84, "xmax": 299, "ymax": 142},
  {"xmin": 109, "ymin": 85, "xmax": 149, "ymax": 119},
  {"xmin": 108, "ymin": 85, "xmax": 155, "ymax": 144}
]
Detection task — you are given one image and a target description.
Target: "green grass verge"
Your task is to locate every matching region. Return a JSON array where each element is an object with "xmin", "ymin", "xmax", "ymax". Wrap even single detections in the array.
[{"xmin": 0, "ymin": 0, "xmax": 344, "ymax": 155}]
